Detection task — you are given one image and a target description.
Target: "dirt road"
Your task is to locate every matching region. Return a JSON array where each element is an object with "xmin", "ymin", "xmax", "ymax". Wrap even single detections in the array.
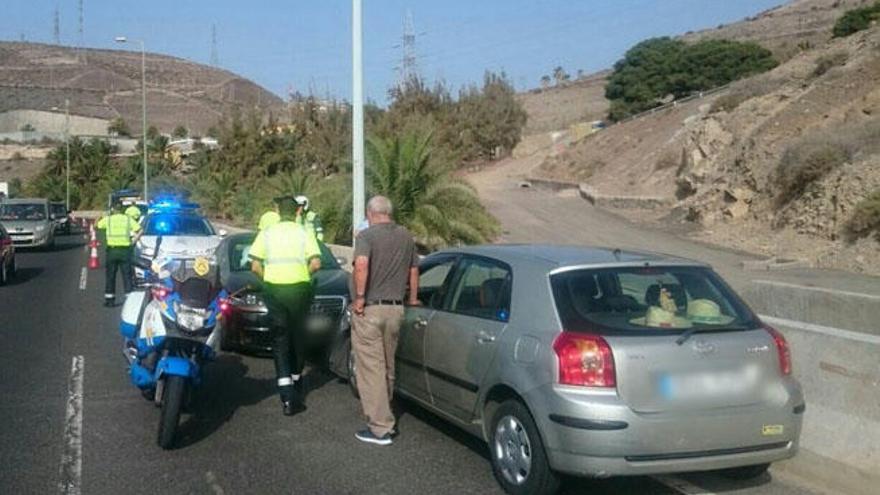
[{"xmin": 467, "ymin": 148, "xmax": 880, "ymax": 295}]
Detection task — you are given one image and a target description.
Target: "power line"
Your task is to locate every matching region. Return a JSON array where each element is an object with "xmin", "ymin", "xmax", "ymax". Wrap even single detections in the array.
[
  {"xmin": 53, "ymin": 5, "xmax": 60, "ymax": 45},
  {"xmin": 210, "ymin": 23, "xmax": 219, "ymax": 66},
  {"xmin": 78, "ymin": 0, "xmax": 85, "ymax": 63},
  {"xmin": 399, "ymin": 10, "xmax": 417, "ymax": 84}
]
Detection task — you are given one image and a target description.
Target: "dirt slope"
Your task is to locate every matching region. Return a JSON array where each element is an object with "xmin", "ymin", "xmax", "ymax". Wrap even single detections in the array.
[
  {"xmin": 516, "ymin": 71, "xmax": 610, "ymax": 135},
  {"xmin": 0, "ymin": 42, "xmax": 283, "ymax": 134},
  {"xmin": 533, "ymin": 2, "xmax": 880, "ymax": 275}
]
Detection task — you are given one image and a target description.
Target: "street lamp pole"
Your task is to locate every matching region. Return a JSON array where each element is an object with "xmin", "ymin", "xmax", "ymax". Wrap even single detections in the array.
[
  {"xmin": 352, "ymin": 0, "xmax": 365, "ymax": 236},
  {"xmin": 115, "ymin": 36, "xmax": 149, "ymax": 201},
  {"xmin": 65, "ymin": 98, "xmax": 70, "ymax": 210}
]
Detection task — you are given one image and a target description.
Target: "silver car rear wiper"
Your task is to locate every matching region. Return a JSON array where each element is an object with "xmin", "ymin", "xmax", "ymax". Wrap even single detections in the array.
[{"xmin": 675, "ymin": 326, "xmax": 744, "ymax": 346}]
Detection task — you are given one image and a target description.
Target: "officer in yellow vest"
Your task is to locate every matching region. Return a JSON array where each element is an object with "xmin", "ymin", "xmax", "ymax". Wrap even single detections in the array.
[
  {"xmin": 124, "ymin": 204, "xmax": 142, "ymax": 223},
  {"xmin": 249, "ymin": 196, "xmax": 321, "ymax": 415},
  {"xmin": 96, "ymin": 201, "xmax": 142, "ymax": 307},
  {"xmin": 257, "ymin": 210, "xmax": 280, "ymax": 231},
  {"xmin": 294, "ymin": 195, "xmax": 324, "ymax": 241}
]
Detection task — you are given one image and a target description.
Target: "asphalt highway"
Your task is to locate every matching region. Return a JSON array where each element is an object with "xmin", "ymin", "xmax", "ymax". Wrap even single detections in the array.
[{"xmin": 0, "ymin": 233, "xmax": 825, "ymax": 495}]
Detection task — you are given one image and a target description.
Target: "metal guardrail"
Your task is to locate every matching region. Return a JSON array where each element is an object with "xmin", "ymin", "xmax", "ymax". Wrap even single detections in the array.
[{"xmin": 612, "ymin": 84, "xmax": 731, "ymax": 126}]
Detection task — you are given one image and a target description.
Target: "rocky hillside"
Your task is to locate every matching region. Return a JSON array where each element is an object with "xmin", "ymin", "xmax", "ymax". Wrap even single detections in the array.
[
  {"xmin": 536, "ymin": 0, "xmax": 880, "ymax": 275},
  {"xmin": 0, "ymin": 42, "xmax": 283, "ymax": 135},
  {"xmin": 682, "ymin": 0, "xmax": 869, "ymax": 60}
]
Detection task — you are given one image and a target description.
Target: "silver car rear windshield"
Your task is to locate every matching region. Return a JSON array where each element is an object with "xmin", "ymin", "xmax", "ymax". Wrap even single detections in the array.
[{"xmin": 550, "ymin": 266, "xmax": 758, "ymax": 335}]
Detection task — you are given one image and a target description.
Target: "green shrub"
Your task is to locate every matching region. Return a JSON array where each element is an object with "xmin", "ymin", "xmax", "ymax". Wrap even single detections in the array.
[
  {"xmin": 833, "ymin": 2, "xmax": 880, "ymax": 38},
  {"xmin": 845, "ymin": 190, "xmax": 880, "ymax": 241},
  {"xmin": 605, "ymin": 37, "xmax": 777, "ymax": 121},
  {"xmin": 775, "ymin": 141, "xmax": 851, "ymax": 205},
  {"xmin": 813, "ymin": 51, "xmax": 849, "ymax": 77}
]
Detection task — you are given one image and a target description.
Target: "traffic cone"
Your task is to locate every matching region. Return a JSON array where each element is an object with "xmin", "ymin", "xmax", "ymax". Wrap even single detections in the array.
[
  {"xmin": 88, "ymin": 245, "xmax": 100, "ymax": 270},
  {"xmin": 89, "ymin": 222, "xmax": 98, "ymax": 248}
]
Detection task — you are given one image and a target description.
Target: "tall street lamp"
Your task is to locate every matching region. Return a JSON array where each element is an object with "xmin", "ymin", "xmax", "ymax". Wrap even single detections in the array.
[
  {"xmin": 351, "ymin": 0, "xmax": 365, "ymax": 236},
  {"xmin": 51, "ymin": 99, "xmax": 71, "ymax": 210},
  {"xmin": 115, "ymin": 36, "xmax": 149, "ymax": 201}
]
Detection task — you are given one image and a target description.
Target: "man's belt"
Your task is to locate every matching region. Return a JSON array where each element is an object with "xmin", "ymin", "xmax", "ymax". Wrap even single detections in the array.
[{"xmin": 367, "ymin": 299, "xmax": 403, "ymax": 306}]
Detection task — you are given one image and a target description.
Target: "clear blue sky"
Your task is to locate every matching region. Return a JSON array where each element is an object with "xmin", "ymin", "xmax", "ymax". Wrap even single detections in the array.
[{"xmin": 3, "ymin": 1, "xmax": 784, "ymax": 103}]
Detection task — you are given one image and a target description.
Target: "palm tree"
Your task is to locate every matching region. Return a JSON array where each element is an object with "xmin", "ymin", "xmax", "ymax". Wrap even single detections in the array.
[{"xmin": 366, "ymin": 130, "xmax": 498, "ymax": 250}]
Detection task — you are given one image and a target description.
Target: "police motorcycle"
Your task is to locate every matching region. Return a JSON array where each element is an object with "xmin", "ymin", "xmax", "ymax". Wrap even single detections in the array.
[{"xmin": 120, "ymin": 235, "xmax": 232, "ymax": 449}]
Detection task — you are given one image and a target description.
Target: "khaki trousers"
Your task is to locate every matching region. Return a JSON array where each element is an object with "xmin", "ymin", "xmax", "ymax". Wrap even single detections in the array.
[{"xmin": 352, "ymin": 304, "xmax": 404, "ymax": 436}]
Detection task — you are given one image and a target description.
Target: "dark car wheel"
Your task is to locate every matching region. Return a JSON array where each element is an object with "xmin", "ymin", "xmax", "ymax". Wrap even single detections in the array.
[
  {"xmin": 717, "ymin": 463, "xmax": 771, "ymax": 480},
  {"xmin": 0, "ymin": 260, "xmax": 7, "ymax": 286},
  {"xmin": 489, "ymin": 400, "xmax": 559, "ymax": 495}
]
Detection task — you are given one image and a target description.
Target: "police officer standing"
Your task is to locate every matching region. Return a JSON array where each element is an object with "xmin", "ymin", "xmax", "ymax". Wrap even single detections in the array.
[
  {"xmin": 97, "ymin": 201, "xmax": 141, "ymax": 307},
  {"xmin": 124, "ymin": 204, "xmax": 142, "ymax": 223},
  {"xmin": 294, "ymin": 195, "xmax": 323, "ymax": 241},
  {"xmin": 249, "ymin": 196, "xmax": 321, "ymax": 415}
]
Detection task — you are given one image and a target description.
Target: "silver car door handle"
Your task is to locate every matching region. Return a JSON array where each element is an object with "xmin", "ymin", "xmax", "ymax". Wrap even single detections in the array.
[
  {"xmin": 413, "ymin": 318, "xmax": 427, "ymax": 329},
  {"xmin": 476, "ymin": 331, "xmax": 496, "ymax": 344}
]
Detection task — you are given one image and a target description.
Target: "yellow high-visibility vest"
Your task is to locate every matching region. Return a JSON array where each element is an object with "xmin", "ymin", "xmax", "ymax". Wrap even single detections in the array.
[
  {"xmin": 97, "ymin": 213, "xmax": 140, "ymax": 247},
  {"xmin": 248, "ymin": 221, "xmax": 320, "ymax": 284}
]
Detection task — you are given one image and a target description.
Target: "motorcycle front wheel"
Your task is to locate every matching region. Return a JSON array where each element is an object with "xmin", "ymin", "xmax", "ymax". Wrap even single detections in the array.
[{"xmin": 157, "ymin": 375, "xmax": 186, "ymax": 449}]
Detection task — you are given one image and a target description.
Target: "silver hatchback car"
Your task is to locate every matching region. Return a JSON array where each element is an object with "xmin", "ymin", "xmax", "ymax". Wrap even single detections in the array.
[{"xmin": 364, "ymin": 244, "xmax": 803, "ymax": 495}]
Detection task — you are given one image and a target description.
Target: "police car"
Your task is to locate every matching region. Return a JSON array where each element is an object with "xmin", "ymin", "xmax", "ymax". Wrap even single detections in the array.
[{"xmin": 133, "ymin": 198, "xmax": 227, "ymax": 283}]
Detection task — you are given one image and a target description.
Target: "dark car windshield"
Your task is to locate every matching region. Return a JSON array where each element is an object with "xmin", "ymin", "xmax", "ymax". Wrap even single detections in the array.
[
  {"xmin": 50, "ymin": 204, "xmax": 67, "ymax": 216},
  {"xmin": 551, "ymin": 266, "xmax": 757, "ymax": 335},
  {"xmin": 229, "ymin": 236, "xmax": 339, "ymax": 272},
  {"xmin": 144, "ymin": 214, "xmax": 214, "ymax": 236},
  {"xmin": 0, "ymin": 203, "xmax": 47, "ymax": 221}
]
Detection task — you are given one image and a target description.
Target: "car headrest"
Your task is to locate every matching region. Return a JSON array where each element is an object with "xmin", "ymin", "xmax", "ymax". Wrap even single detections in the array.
[
  {"xmin": 480, "ymin": 278, "xmax": 506, "ymax": 308},
  {"xmin": 567, "ymin": 274, "xmax": 599, "ymax": 300},
  {"xmin": 645, "ymin": 284, "xmax": 687, "ymax": 309}
]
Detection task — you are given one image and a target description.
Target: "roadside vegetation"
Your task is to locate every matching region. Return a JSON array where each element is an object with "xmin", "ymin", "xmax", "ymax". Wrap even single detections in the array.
[
  {"xmin": 24, "ymin": 71, "xmax": 521, "ymax": 248},
  {"xmin": 813, "ymin": 51, "xmax": 849, "ymax": 77},
  {"xmin": 605, "ymin": 37, "xmax": 777, "ymax": 121},
  {"xmin": 832, "ymin": 1, "xmax": 880, "ymax": 38},
  {"xmin": 775, "ymin": 118, "xmax": 880, "ymax": 206},
  {"xmin": 845, "ymin": 190, "xmax": 880, "ymax": 241}
]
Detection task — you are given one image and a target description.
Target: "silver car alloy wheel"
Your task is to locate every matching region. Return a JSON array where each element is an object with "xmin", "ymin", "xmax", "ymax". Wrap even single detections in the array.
[{"xmin": 493, "ymin": 414, "xmax": 532, "ymax": 486}]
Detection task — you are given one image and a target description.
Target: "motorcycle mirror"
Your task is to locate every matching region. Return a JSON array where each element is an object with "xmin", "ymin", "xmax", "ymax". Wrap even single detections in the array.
[{"xmin": 154, "ymin": 235, "xmax": 164, "ymax": 260}]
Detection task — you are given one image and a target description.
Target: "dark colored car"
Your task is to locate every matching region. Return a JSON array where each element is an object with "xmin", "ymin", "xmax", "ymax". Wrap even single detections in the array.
[
  {"xmin": 0, "ymin": 222, "xmax": 16, "ymax": 285},
  {"xmin": 216, "ymin": 232, "xmax": 351, "ymax": 362},
  {"xmin": 50, "ymin": 202, "xmax": 72, "ymax": 235}
]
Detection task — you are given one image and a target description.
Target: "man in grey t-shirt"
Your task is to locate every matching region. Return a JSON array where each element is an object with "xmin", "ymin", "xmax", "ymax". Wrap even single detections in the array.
[{"xmin": 351, "ymin": 195, "xmax": 419, "ymax": 446}]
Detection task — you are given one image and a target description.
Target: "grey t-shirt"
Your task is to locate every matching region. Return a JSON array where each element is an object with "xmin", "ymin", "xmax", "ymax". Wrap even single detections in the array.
[{"xmin": 353, "ymin": 222, "xmax": 419, "ymax": 302}]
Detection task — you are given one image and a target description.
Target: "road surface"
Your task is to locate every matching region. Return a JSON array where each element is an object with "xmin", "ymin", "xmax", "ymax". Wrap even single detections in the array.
[{"xmin": 0, "ymin": 233, "xmax": 830, "ymax": 494}]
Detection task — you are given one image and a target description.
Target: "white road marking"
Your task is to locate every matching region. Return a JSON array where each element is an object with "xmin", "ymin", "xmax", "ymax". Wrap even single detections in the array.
[
  {"xmin": 759, "ymin": 314, "xmax": 880, "ymax": 346},
  {"xmin": 59, "ymin": 356, "xmax": 84, "ymax": 495},
  {"xmin": 753, "ymin": 279, "xmax": 880, "ymax": 300},
  {"xmin": 78, "ymin": 267, "xmax": 87, "ymax": 291},
  {"xmin": 652, "ymin": 475, "xmax": 716, "ymax": 495}
]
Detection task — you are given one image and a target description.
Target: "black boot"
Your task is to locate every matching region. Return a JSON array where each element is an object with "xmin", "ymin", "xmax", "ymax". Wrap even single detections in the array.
[
  {"xmin": 282, "ymin": 400, "xmax": 305, "ymax": 416},
  {"xmin": 104, "ymin": 297, "xmax": 115, "ymax": 308}
]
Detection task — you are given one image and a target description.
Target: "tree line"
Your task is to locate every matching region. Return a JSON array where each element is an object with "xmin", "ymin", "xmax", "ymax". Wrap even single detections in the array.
[{"xmin": 25, "ymin": 71, "xmax": 524, "ymax": 249}]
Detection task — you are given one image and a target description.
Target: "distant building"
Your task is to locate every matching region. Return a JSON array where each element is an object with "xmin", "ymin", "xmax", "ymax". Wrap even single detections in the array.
[{"xmin": 0, "ymin": 109, "xmax": 110, "ymax": 141}]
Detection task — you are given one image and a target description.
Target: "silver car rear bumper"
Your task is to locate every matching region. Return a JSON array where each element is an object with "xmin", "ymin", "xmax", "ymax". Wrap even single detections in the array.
[{"xmin": 526, "ymin": 381, "xmax": 804, "ymax": 477}]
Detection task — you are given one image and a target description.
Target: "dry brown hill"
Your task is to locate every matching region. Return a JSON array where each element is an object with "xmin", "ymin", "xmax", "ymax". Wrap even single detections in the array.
[
  {"xmin": 515, "ymin": 0, "xmax": 867, "ymax": 136},
  {"xmin": 0, "ymin": 41, "xmax": 283, "ymax": 135},
  {"xmin": 536, "ymin": 0, "xmax": 880, "ymax": 274},
  {"xmin": 516, "ymin": 71, "xmax": 611, "ymax": 135}
]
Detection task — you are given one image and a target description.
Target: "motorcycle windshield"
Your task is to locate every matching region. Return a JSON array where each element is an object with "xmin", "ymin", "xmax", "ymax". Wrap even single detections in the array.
[{"xmin": 170, "ymin": 258, "xmax": 221, "ymax": 308}]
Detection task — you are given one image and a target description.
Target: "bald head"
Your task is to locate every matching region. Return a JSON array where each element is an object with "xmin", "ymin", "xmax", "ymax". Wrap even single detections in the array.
[
  {"xmin": 367, "ymin": 196, "xmax": 393, "ymax": 216},
  {"xmin": 366, "ymin": 195, "xmax": 393, "ymax": 225}
]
